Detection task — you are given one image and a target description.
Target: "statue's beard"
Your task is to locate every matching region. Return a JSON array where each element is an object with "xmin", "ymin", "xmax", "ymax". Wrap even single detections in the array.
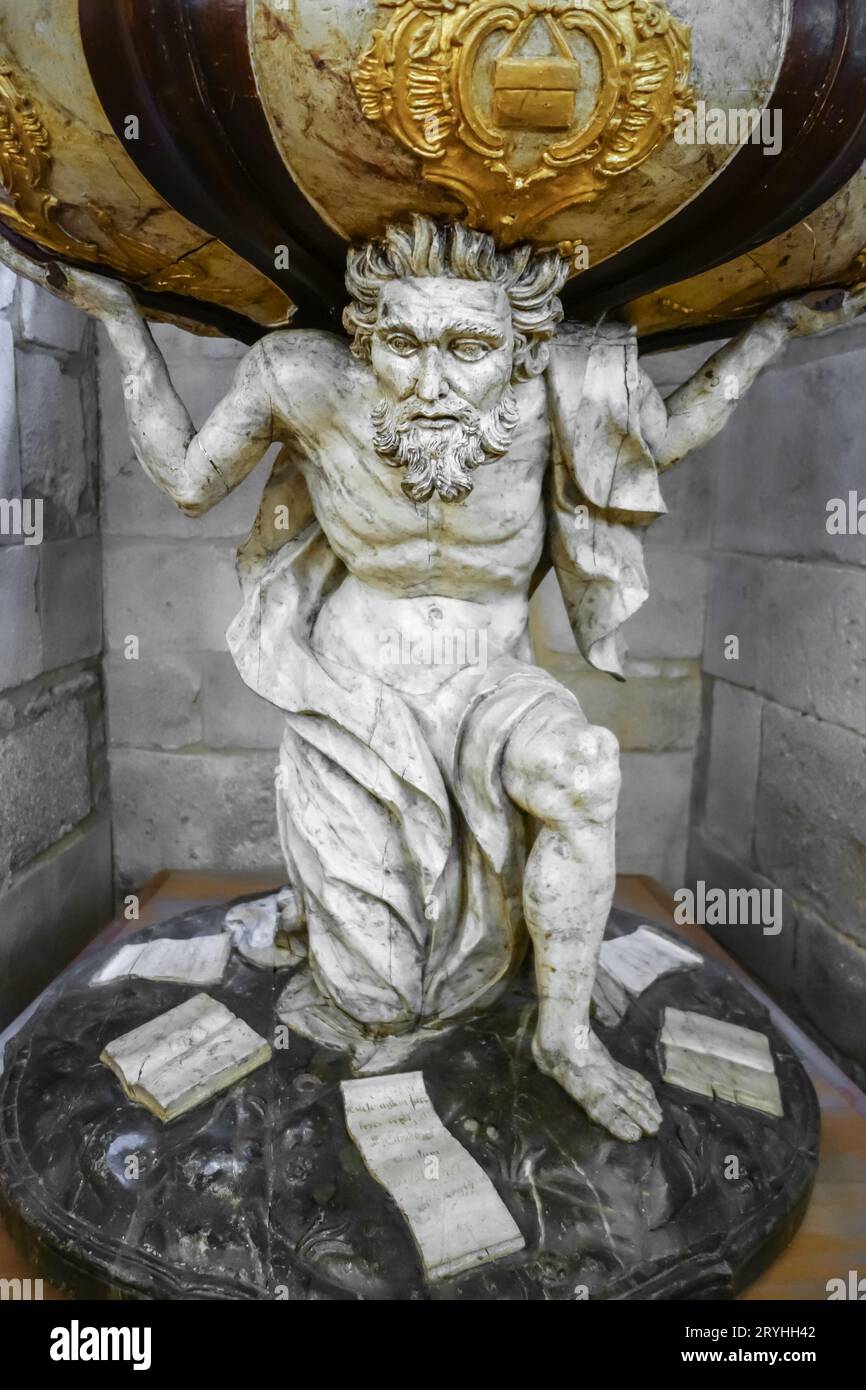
[{"xmin": 370, "ymin": 389, "xmax": 520, "ymax": 503}]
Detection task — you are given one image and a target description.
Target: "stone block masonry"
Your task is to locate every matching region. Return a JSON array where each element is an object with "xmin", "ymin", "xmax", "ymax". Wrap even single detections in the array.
[
  {"xmin": 98, "ymin": 324, "xmax": 287, "ymax": 894},
  {"xmin": 688, "ymin": 322, "xmax": 866, "ymax": 1087},
  {"xmin": 0, "ymin": 279, "xmax": 111, "ymax": 1029}
]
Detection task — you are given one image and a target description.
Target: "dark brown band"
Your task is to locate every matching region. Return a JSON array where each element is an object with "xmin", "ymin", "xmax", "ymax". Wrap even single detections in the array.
[
  {"xmin": 0, "ymin": 220, "xmax": 266, "ymax": 342},
  {"xmin": 78, "ymin": 0, "xmax": 345, "ymax": 333}
]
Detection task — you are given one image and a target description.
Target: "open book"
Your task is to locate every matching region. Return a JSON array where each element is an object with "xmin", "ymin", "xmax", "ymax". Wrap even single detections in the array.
[
  {"xmin": 593, "ymin": 926, "xmax": 702, "ymax": 1026},
  {"xmin": 660, "ymin": 1007, "xmax": 783, "ymax": 1118},
  {"xmin": 600, "ymin": 926, "xmax": 702, "ymax": 996},
  {"xmin": 100, "ymin": 993, "xmax": 271, "ymax": 1122},
  {"xmin": 90, "ymin": 934, "xmax": 231, "ymax": 988}
]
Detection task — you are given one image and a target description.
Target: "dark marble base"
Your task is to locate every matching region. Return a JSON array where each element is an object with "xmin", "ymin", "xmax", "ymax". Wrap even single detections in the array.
[{"xmin": 0, "ymin": 901, "xmax": 819, "ymax": 1300}]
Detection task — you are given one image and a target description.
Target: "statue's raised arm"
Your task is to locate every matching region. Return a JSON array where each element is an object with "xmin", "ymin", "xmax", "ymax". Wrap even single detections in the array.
[
  {"xmin": 640, "ymin": 283, "xmax": 866, "ymax": 472},
  {"xmin": 68, "ymin": 265, "xmax": 278, "ymax": 516},
  {"xmin": 0, "ymin": 243, "xmax": 276, "ymax": 517}
]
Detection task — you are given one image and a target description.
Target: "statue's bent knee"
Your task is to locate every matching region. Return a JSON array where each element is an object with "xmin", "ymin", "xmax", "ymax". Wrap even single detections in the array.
[
  {"xmin": 504, "ymin": 710, "xmax": 620, "ymax": 827},
  {"xmin": 568, "ymin": 725, "xmax": 621, "ymax": 824}
]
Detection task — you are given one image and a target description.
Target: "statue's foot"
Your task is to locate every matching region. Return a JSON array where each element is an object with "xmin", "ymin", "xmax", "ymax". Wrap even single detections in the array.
[{"xmin": 532, "ymin": 1027, "xmax": 662, "ymax": 1142}]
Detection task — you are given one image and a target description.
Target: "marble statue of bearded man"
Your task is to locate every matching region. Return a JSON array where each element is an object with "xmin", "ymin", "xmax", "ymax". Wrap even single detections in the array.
[{"xmin": 44, "ymin": 215, "xmax": 865, "ymax": 1141}]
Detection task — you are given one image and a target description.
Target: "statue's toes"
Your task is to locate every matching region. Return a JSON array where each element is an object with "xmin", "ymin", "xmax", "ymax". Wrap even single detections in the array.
[{"xmin": 586, "ymin": 1094, "xmax": 643, "ymax": 1143}]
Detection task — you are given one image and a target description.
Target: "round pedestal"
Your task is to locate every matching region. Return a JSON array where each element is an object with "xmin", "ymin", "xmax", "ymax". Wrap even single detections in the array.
[{"xmin": 0, "ymin": 902, "xmax": 818, "ymax": 1300}]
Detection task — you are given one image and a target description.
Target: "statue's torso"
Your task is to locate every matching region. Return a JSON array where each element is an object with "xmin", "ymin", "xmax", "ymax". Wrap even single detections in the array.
[{"xmin": 264, "ymin": 331, "xmax": 552, "ymax": 693}]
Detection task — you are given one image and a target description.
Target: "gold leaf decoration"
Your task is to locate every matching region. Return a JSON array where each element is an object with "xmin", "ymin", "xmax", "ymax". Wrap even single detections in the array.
[
  {"xmin": 352, "ymin": 0, "xmax": 693, "ymax": 243},
  {"xmin": 0, "ymin": 65, "xmax": 211, "ymax": 297}
]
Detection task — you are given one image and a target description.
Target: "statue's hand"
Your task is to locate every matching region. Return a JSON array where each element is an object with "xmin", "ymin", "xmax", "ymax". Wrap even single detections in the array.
[
  {"xmin": 53, "ymin": 265, "xmax": 138, "ymax": 321},
  {"xmin": 768, "ymin": 282, "xmax": 866, "ymax": 339},
  {"xmin": 0, "ymin": 237, "xmax": 138, "ymax": 322}
]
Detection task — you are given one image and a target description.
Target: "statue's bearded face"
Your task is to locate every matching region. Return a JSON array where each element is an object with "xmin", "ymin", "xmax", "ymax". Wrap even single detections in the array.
[{"xmin": 369, "ymin": 278, "xmax": 520, "ymax": 503}]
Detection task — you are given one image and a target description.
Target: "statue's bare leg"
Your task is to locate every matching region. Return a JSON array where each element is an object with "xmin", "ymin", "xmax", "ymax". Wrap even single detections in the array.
[{"xmin": 503, "ymin": 701, "xmax": 663, "ymax": 1142}]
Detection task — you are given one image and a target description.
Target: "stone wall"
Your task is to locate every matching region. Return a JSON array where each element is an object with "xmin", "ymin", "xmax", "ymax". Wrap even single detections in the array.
[
  {"xmin": 98, "ymin": 326, "xmax": 286, "ymax": 894},
  {"xmin": 98, "ymin": 327, "xmax": 715, "ymax": 892},
  {"xmin": 687, "ymin": 320, "xmax": 866, "ymax": 1088},
  {"xmin": 0, "ymin": 274, "xmax": 111, "ymax": 1028}
]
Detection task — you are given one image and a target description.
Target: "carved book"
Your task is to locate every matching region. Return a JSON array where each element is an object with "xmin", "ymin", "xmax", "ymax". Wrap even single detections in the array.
[
  {"xmin": 660, "ymin": 1007, "xmax": 784, "ymax": 1118},
  {"xmin": 100, "ymin": 993, "xmax": 271, "ymax": 1122}
]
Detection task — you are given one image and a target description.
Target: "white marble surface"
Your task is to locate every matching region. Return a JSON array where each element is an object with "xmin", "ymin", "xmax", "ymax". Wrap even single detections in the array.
[
  {"xmin": 100, "ymin": 993, "xmax": 271, "ymax": 1122},
  {"xmin": 341, "ymin": 1071, "xmax": 524, "ymax": 1281},
  {"xmin": 660, "ymin": 1007, "xmax": 783, "ymax": 1118},
  {"xmin": 89, "ymin": 934, "xmax": 231, "ymax": 988}
]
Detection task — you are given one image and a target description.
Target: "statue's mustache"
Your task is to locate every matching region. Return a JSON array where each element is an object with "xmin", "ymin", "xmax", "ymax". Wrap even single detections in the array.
[{"xmin": 390, "ymin": 396, "xmax": 481, "ymax": 430}]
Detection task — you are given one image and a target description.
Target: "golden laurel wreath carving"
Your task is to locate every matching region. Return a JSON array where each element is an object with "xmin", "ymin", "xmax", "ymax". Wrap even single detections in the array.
[
  {"xmin": 354, "ymin": 0, "xmax": 693, "ymax": 242},
  {"xmin": 0, "ymin": 66, "xmax": 227, "ymax": 301}
]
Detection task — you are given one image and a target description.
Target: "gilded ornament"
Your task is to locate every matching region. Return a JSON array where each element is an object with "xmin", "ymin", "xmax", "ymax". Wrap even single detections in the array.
[
  {"xmin": 0, "ymin": 66, "xmax": 227, "ymax": 301},
  {"xmin": 353, "ymin": 0, "xmax": 693, "ymax": 242}
]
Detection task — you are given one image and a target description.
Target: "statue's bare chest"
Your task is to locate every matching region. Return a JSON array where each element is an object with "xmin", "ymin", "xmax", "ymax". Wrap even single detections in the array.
[{"xmin": 293, "ymin": 376, "xmax": 550, "ymax": 558}]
